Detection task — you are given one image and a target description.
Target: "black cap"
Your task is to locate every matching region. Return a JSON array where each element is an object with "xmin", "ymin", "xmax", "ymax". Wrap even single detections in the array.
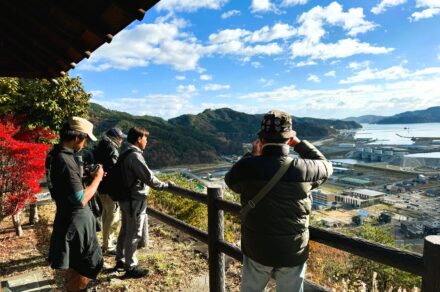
[{"xmin": 106, "ymin": 128, "xmax": 127, "ymax": 139}]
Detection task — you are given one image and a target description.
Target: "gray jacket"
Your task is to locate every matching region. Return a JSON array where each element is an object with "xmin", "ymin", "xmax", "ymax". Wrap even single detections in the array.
[{"xmin": 121, "ymin": 143, "xmax": 167, "ymax": 200}]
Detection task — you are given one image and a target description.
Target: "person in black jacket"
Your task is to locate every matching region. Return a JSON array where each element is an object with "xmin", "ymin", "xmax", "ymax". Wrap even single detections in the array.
[
  {"xmin": 93, "ymin": 128, "xmax": 126, "ymax": 255},
  {"xmin": 225, "ymin": 110, "xmax": 333, "ymax": 292}
]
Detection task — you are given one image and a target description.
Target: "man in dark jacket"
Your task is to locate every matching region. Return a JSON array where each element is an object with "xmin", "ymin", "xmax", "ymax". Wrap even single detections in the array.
[
  {"xmin": 115, "ymin": 126, "xmax": 172, "ymax": 278},
  {"xmin": 94, "ymin": 128, "xmax": 126, "ymax": 254},
  {"xmin": 225, "ymin": 110, "xmax": 333, "ymax": 292}
]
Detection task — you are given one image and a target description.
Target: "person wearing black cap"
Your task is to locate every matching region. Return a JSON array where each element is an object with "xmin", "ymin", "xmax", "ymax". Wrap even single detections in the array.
[
  {"xmin": 225, "ymin": 110, "xmax": 333, "ymax": 292},
  {"xmin": 93, "ymin": 127, "xmax": 127, "ymax": 255},
  {"xmin": 45, "ymin": 117, "xmax": 104, "ymax": 291}
]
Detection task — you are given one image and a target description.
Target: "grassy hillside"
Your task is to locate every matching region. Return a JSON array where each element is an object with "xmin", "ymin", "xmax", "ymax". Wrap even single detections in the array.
[{"xmin": 89, "ymin": 104, "xmax": 361, "ymax": 167}]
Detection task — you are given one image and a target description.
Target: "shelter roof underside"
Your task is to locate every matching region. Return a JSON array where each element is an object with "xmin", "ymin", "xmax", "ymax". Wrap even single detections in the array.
[{"xmin": 0, "ymin": 0, "xmax": 159, "ymax": 78}]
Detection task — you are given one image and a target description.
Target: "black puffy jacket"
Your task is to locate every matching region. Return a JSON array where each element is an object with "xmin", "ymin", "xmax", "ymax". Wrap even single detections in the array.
[
  {"xmin": 93, "ymin": 135, "xmax": 120, "ymax": 193},
  {"xmin": 225, "ymin": 140, "xmax": 333, "ymax": 267}
]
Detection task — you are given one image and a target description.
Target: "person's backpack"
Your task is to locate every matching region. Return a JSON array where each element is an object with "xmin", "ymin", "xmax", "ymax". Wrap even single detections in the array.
[{"xmin": 102, "ymin": 149, "xmax": 136, "ymax": 201}]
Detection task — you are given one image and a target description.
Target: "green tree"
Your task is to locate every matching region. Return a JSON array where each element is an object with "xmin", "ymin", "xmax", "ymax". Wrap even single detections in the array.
[
  {"xmin": 0, "ymin": 76, "xmax": 90, "ymax": 130},
  {"xmin": 0, "ymin": 78, "xmax": 19, "ymax": 115},
  {"xmin": 348, "ymin": 224, "xmax": 421, "ymax": 290}
]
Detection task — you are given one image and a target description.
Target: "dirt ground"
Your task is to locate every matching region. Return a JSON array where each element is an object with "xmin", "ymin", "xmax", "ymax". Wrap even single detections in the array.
[{"xmin": 0, "ymin": 203, "xmax": 243, "ymax": 291}]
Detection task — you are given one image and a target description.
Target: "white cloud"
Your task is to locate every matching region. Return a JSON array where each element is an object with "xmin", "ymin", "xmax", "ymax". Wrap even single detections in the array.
[
  {"xmin": 291, "ymin": 38, "xmax": 393, "ymax": 60},
  {"xmin": 156, "ymin": 0, "xmax": 229, "ymax": 12},
  {"xmin": 307, "ymin": 74, "xmax": 321, "ymax": 82},
  {"xmin": 176, "ymin": 75, "xmax": 186, "ymax": 80},
  {"xmin": 410, "ymin": 0, "xmax": 440, "ymax": 21},
  {"xmin": 340, "ymin": 65, "xmax": 440, "ymax": 84},
  {"xmin": 371, "ymin": 0, "xmax": 406, "ymax": 15},
  {"xmin": 297, "ymin": 2, "xmax": 376, "ymax": 41},
  {"xmin": 93, "ymin": 73, "xmax": 440, "ymax": 120},
  {"xmin": 209, "ymin": 23, "xmax": 296, "ymax": 44},
  {"xmin": 236, "ymin": 76, "xmax": 440, "ymax": 118},
  {"xmin": 78, "ymin": 17, "xmax": 289, "ymax": 72},
  {"xmin": 131, "ymin": 89, "xmax": 139, "ymax": 94},
  {"xmin": 295, "ymin": 60, "xmax": 317, "ymax": 67},
  {"xmin": 258, "ymin": 78, "xmax": 275, "ymax": 87},
  {"xmin": 221, "ymin": 10, "xmax": 241, "ymax": 19},
  {"xmin": 95, "ymin": 94, "xmax": 198, "ymax": 120},
  {"xmin": 90, "ymin": 90, "xmax": 104, "ymax": 97},
  {"xmin": 341, "ymin": 66, "xmax": 409, "ymax": 84},
  {"xmin": 200, "ymin": 74, "xmax": 213, "ymax": 80},
  {"xmin": 324, "ymin": 70, "xmax": 336, "ymax": 77},
  {"xmin": 177, "ymin": 84, "xmax": 198, "ymax": 96},
  {"xmin": 411, "ymin": 67, "xmax": 440, "ymax": 76},
  {"xmin": 77, "ymin": 18, "xmax": 208, "ymax": 72},
  {"xmin": 348, "ymin": 61, "xmax": 371, "ymax": 70},
  {"xmin": 287, "ymin": 2, "xmax": 392, "ymax": 61},
  {"xmin": 245, "ymin": 23, "xmax": 297, "ymax": 43},
  {"xmin": 204, "ymin": 83, "xmax": 231, "ymax": 91},
  {"xmin": 251, "ymin": 61, "xmax": 263, "ymax": 68},
  {"xmin": 251, "ymin": 0, "xmax": 274, "ymax": 13},
  {"xmin": 281, "ymin": 0, "xmax": 308, "ymax": 7}
]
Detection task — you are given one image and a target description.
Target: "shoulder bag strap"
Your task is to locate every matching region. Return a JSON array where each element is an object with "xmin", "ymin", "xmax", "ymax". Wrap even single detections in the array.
[{"xmin": 240, "ymin": 157, "xmax": 293, "ymax": 219}]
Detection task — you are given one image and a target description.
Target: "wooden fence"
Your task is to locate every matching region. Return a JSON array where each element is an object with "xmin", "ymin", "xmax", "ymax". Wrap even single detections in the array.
[{"xmin": 147, "ymin": 184, "xmax": 440, "ymax": 292}]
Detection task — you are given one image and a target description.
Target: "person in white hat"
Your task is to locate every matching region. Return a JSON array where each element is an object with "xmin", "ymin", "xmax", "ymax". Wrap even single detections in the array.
[{"xmin": 45, "ymin": 116, "xmax": 104, "ymax": 291}]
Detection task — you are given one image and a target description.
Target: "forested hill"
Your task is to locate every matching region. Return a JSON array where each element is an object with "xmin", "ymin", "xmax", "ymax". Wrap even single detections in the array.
[
  {"xmin": 89, "ymin": 103, "xmax": 360, "ymax": 167},
  {"xmin": 343, "ymin": 115, "xmax": 385, "ymax": 124},
  {"xmin": 376, "ymin": 106, "xmax": 440, "ymax": 124}
]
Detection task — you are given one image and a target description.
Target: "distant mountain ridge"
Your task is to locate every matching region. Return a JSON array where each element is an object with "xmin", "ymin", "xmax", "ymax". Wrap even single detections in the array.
[
  {"xmin": 343, "ymin": 115, "xmax": 385, "ymax": 124},
  {"xmin": 376, "ymin": 106, "xmax": 440, "ymax": 124},
  {"xmin": 89, "ymin": 104, "xmax": 360, "ymax": 167},
  {"xmin": 344, "ymin": 106, "xmax": 440, "ymax": 124}
]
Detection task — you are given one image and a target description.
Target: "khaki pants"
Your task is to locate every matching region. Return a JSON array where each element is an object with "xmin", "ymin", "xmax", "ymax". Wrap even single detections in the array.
[
  {"xmin": 100, "ymin": 194, "xmax": 119, "ymax": 251},
  {"xmin": 65, "ymin": 268, "xmax": 90, "ymax": 291}
]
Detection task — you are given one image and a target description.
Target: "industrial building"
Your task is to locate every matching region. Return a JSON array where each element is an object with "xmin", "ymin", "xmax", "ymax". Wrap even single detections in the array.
[
  {"xmin": 401, "ymin": 221, "xmax": 440, "ymax": 238},
  {"xmin": 336, "ymin": 189, "xmax": 385, "ymax": 208},
  {"xmin": 311, "ymin": 189, "xmax": 335, "ymax": 209},
  {"xmin": 402, "ymin": 152, "xmax": 440, "ymax": 170},
  {"xmin": 348, "ymin": 147, "xmax": 408, "ymax": 163},
  {"xmin": 338, "ymin": 177, "xmax": 372, "ymax": 186}
]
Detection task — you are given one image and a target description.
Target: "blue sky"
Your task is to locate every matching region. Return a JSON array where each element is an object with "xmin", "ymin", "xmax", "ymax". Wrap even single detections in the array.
[{"xmin": 73, "ymin": 0, "xmax": 440, "ymax": 120}]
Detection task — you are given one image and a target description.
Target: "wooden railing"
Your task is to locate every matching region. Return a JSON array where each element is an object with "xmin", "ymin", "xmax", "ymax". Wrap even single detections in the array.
[{"xmin": 147, "ymin": 184, "xmax": 440, "ymax": 292}]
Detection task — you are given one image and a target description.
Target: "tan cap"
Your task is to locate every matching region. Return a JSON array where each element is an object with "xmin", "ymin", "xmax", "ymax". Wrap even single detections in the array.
[{"xmin": 68, "ymin": 116, "xmax": 97, "ymax": 141}]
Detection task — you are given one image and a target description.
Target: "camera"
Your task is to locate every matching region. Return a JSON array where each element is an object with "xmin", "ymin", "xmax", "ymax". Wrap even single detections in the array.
[{"xmin": 84, "ymin": 163, "xmax": 100, "ymax": 176}]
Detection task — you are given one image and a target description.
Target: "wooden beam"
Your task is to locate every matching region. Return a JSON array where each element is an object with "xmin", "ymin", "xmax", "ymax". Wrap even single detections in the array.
[
  {"xmin": 0, "ymin": 15, "xmax": 74, "ymax": 71},
  {"xmin": 3, "ymin": 48, "xmax": 41, "ymax": 77},
  {"xmin": 112, "ymin": 0, "xmax": 146, "ymax": 21},
  {"xmin": 0, "ymin": 31, "xmax": 60, "ymax": 77},
  {"xmin": 1, "ymin": 1, "xmax": 92, "ymax": 61},
  {"xmin": 45, "ymin": 0, "xmax": 114, "ymax": 44}
]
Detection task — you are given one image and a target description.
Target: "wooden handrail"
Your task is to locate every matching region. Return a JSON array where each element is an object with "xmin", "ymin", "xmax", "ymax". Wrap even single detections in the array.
[
  {"xmin": 158, "ymin": 185, "xmax": 438, "ymax": 291},
  {"xmin": 212, "ymin": 196, "xmax": 424, "ymax": 275}
]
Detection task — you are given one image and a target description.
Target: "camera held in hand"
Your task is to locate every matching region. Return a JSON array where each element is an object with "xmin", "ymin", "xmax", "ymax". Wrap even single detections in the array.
[{"xmin": 84, "ymin": 163, "xmax": 100, "ymax": 177}]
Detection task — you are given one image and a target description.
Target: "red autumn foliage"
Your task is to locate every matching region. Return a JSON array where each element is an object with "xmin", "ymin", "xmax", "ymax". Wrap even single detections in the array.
[{"xmin": 0, "ymin": 115, "xmax": 55, "ymax": 219}]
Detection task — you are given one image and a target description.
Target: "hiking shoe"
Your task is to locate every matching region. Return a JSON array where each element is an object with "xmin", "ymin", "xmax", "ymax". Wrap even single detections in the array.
[
  {"xmin": 125, "ymin": 266, "xmax": 149, "ymax": 278},
  {"xmin": 104, "ymin": 248, "xmax": 117, "ymax": 256},
  {"xmin": 114, "ymin": 260, "xmax": 125, "ymax": 271}
]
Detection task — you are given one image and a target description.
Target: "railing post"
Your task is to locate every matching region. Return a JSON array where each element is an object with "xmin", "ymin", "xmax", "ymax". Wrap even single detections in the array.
[
  {"xmin": 208, "ymin": 186, "xmax": 225, "ymax": 292},
  {"xmin": 422, "ymin": 235, "xmax": 440, "ymax": 291}
]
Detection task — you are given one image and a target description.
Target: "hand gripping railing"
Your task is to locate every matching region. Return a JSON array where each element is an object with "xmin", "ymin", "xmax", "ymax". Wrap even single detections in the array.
[{"xmin": 147, "ymin": 184, "xmax": 440, "ymax": 292}]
